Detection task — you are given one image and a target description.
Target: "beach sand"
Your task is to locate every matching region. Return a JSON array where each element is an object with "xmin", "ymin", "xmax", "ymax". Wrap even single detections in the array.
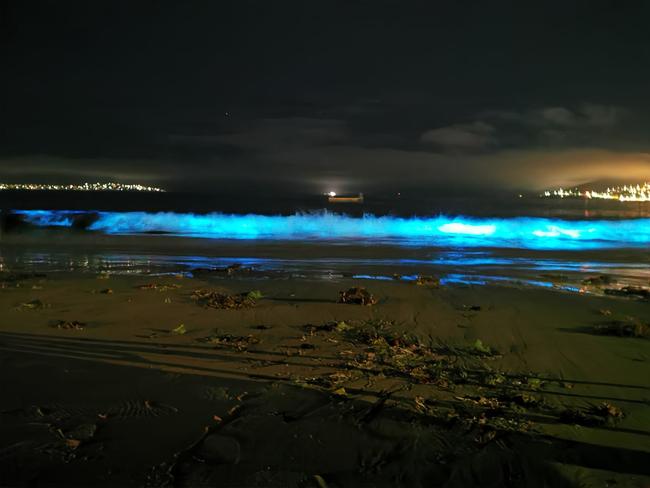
[{"xmin": 0, "ymin": 271, "xmax": 648, "ymax": 487}]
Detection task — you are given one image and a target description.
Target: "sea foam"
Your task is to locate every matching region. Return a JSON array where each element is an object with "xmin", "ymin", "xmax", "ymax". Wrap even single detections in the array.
[{"xmin": 13, "ymin": 210, "xmax": 650, "ymax": 250}]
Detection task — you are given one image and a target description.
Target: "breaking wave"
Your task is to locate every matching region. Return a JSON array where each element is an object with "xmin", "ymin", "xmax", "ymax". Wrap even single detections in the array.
[{"xmin": 11, "ymin": 210, "xmax": 650, "ymax": 250}]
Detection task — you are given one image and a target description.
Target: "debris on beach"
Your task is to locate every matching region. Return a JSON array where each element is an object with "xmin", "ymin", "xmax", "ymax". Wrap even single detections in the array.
[
  {"xmin": 582, "ymin": 275, "xmax": 614, "ymax": 286},
  {"xmin": 464, "ymin": 305, "xmax": 482, "ymax": 312},
  {"xmin": 92, "ymin": 288, "xmax": 113, "ymax": 294},
  {"xmin": 302, "ymin": 370, "xmax": 357, "ymax": 390},
  {"xmin": 59, "ymin": 423, "xmax": 98, "ymax": 450},
  {"xmin": 311, "ymin": 475, "xmax": 329, "ymax": 488},
  {"xmin": 192, "ymin": 263, "xmax": 254, "ymax": 277},
  {"xmin": 415, "ymin": 275, "xmax": 439, "ymax": 287},
  {"xmin": 508, "ymin": 392, "xmax": 542, "ymax": 407},
  {"xmin": 15, "ymin": 299, "xmax": 48, "ymax": 311},
  {"xmin": 302, "ymin": 322, "xmax": 342, "ymax": 334},
  {"xmin": 191, "ymin": 289, "xmax": 261, "ymax": 309},
  {"xmin": 604, "ymin": 286, "xmax": 650, "ymax": 300},
  {"xmin": 64, "ymin": 438, "xmax": 82, "ymax": 450},
  {"xmin": 472, "ymin": 339, "xmax": 493, "ymax": 355},
  {"xmin": 313, "ymin": 318, "xmax": 512, "ymax": 396},
  {"xmin": 594, "ymin": 402, "xmax": 624, "ymax": 419},
  {"xmin": 592, "ymin": 318, "xmax": 649, "ymax": 338},
  {"xmin": 136, "ymin": 283, "xmax": 182, "ymax": 292},
  {"xmin": 560, "ymin": 402, "xmax": 624, "ymax": 426},
  {"xmin": 246, "ymin": 290, "xmax": 263, "ymax": 300},
  {"xmin": 51, "ymin": 320, "xmax": 86, "ymax": 330},
  {"xmin": 224, "ymin": 263, "xmax": 251, "ymax": 276},
  {"xmin": 457, "ymin": 395, "xmax": 502, "ymax": 411},
  {"xmin": 338, "ymin": 319, "xmax": 463, "ymax": 385},
  {"xmin": 474, "ymin": 427, "xmax": 498, "ymax": 445},
  {"xmin": 338, "ymin": 287, "xmax": 377, "ymax": 305},
  {"xmin": 197, "ymin": 329, "xmax": 260, "ymax": 351},
  {"xmin": 171, "ymin": 323, "xmax": 187, "ymax": 335}
]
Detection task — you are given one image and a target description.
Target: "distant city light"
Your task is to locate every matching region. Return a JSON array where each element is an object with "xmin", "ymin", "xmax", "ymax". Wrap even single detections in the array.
[
  {"xmin": 0, "ymin": 182, "xmax": 165, "ymax": 192},
  {"xmin": 541, "ymin": 182, "xmax": 650, "ymax": 202},
  {"xmin": 328, "ymin": 191, "xmax": 337, "ymax": 197}
]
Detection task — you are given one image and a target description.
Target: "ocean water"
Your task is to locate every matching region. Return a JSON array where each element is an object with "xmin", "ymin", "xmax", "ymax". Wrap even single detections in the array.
[
  {"xmin": 9, "ymin": 209, "xmax": 650, "ymax": 251},
  {"xmin": 1, "ymin": 191, "xmax": 649, "ymax": 293}
]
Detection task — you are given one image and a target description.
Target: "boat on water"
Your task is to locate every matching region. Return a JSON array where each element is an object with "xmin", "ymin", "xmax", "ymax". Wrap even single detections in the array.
[{"xmin": 327, "ymin": 192, "xmax": 364, "ymax": 203}]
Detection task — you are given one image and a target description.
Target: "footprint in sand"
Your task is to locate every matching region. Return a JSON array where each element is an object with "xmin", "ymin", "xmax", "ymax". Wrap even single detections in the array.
[
  {"xmin": 107, "ymin": 399, "xmax": 179, "ymax": 419},
  {"xmin": 3, "ymin": 400, "xmax": 179, "ymax": 421}
]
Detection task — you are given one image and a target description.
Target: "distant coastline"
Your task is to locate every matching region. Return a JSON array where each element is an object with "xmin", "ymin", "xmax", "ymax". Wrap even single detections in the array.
[
  {"xmin": 0, "ymin": 182, "xmax": 165, "ymax": 192},
  {"xmin": 541, "ymin": 181, "xmax": 650, "ymax": 202}
]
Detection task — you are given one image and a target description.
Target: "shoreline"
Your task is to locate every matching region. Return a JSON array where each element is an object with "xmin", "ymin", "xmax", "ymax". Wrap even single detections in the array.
[{"xmin": 1, "ymin": 230, "xmax": 649, "ymax": 299}]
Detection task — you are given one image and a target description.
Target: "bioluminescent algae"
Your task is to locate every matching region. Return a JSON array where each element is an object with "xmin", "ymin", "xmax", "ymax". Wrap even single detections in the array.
[{"xmin": 13, "ymin": 210, "xmax": 650, "ymax": 250}]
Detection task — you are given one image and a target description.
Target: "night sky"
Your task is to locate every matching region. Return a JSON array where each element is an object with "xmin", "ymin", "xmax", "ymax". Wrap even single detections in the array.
[{"xmin": 2, "ymin": 1, "xmax": 650, "ymax": 195}]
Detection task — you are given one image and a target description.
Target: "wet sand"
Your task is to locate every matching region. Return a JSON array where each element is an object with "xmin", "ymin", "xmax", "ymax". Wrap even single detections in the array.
[{"xmin": 0, "ymin": 271, "xmax": 649, "ymax": 487}]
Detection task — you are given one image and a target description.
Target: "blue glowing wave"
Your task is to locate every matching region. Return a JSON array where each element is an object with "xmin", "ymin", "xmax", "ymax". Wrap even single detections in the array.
[{"xmin": 13, "ymin": 210, "xmax": 650, "ymax": 250}]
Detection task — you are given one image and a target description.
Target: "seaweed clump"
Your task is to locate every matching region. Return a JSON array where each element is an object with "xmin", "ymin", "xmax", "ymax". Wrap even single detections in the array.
[
  {"xmin": 338, "ymin": 319, "xmax": 500, "ymax": 388},
  {"xmin": 560, "ymin": 402, "xmax": 624, "ymax": 426},
  {"xmin": 338, "ymin": 287, "xmax": 377, "ymax": 306},
  {"xmin": 197, "ymin": 329, "xmax": 260, "ymax": 351},
  {"xmin": 192, "ymin": 289, "xmax": 262, "ymax": 309},
  {"xmin": 136, "ymin": 283, "xmax": 181, "ymax": 292},
  {"xmin": 15, "ymin": 299, "xmax": 48, "ymax": 311},
  {"xmin": 415, "ymin": 275, "xmax": 439, "ymax": 287},
  {"xmin": 592, "ymin": 318, "xmax": 649, "ymax": 338},
  {"xmin": 51, "ymin": 320, "xmax": 86, "ymax": 330},
  {"xmin": 582, "ymin": 275, "xmax": 614, "ymax": 286},
  {"xmin": 604, "ymin": 286, "xmax": 650, "ymax": 300}
]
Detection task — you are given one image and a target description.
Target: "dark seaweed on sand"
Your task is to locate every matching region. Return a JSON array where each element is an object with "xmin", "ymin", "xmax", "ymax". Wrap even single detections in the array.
[
  {"xmin": 560, "ymin": 402, "xmax": 624, "ymax": 427},
  {"xmin": 581, "ymin": 274, "xmax": 614, "ymax": 286},
  {"xmin": 191, "ymin": 289, "xmax": 261, "ymax": 309},
  {"xmin": 604, "ymin": 286, "xmax": 650, "ymax": 300},
  {"xmin": 15, "ymin": 299, "xmax": 48, "ymax": 311},
  {"xmin": 197, "ymin": 329, "xmax": 260, "ymax": 351},
  {"xmin": 337, "ymin": 287, "xmax": 377, "ymax": 306},
  {"xmin": 51, "ymin": 320, "xmax": 86, "ymax": 330},
  {"xmin": 592, "ymin": 319, "xmax": 649, "ymax": 338}
]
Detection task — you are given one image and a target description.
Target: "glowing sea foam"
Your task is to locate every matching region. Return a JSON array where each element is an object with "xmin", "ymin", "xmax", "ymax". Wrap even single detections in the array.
[{"xmin": 13, "ymin": 210, "xmax": 650, "ymax": 250}]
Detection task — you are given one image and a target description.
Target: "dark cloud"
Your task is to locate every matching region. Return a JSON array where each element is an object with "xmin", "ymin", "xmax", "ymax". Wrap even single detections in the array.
[
  {"xmin": 1, "ymin": 0, "xmax": 650, "ymax": 194},
  {"xmin": 420, "ymin": 122, "xmax": 496, "ymax": 152},
  {"xmin": 484, "ymin": 104, "xmax": 624, "ymax": 129},
  {"xmin": 540, "ymin": 107, "xmax": 577, "ymax": 126}
]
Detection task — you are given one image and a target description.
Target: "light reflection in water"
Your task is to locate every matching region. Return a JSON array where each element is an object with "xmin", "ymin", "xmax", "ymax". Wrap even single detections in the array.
[{"xmin": 1, "ymin": 248, "xmax": 648, "ymax": 294}]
